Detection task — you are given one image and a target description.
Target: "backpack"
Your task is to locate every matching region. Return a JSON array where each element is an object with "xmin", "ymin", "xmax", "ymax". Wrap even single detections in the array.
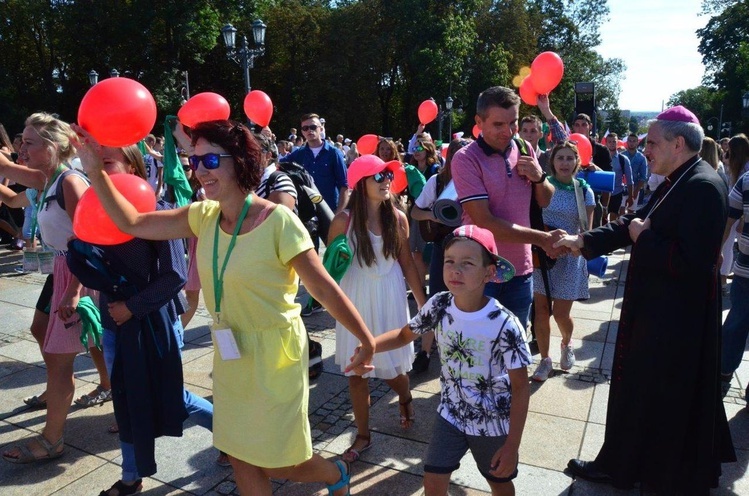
[
  {"xmin": 44, "ymin": 169, "xmax": 90, "ymax": 210},
  {"xmin": 265, "ymin": 162, "xmax": 318, "ymax": 224},
  {"xmin": 266, "ymin": 161, "xmax": 334, "ymax": 242}
]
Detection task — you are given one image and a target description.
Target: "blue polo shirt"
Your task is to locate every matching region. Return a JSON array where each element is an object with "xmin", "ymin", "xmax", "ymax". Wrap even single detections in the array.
[
  {"xmin": 280, "ymin": 141, "xmax": 348, "ymax": 210},
  {"xmin": 623, "ymin": 149, "xmax": 648, "ymax": 185}
]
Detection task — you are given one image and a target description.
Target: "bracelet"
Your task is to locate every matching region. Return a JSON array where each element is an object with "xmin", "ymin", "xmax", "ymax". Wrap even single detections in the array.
[{"xmin": 531, "ymin": 172, "xmax": 548, "ymax": 184}]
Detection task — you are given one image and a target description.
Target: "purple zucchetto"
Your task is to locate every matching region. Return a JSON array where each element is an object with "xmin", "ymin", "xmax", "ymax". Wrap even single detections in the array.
[{"xmin": 656, "ymin": 105, "xmax": 700, "ymax": 125}]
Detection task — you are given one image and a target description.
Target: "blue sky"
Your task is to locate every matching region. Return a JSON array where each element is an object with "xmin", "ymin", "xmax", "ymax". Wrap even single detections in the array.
[{"xmin": 596, "ymin": 0, "xmax": 708, "ymax": 112}]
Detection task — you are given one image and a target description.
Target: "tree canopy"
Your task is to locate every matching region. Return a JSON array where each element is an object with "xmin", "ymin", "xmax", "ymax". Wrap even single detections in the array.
[{"xmin": 0, "ymin": 0, "xmax": 624, "ymax": 141}]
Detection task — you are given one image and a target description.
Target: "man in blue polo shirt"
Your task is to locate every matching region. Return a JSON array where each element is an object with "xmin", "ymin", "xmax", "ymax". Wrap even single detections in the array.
[
  {"xmin": 281, "ymin": 113, "xmax": 349, "ymax": 215},
  {"xmin": 622, "ymin": 133, "xmax": 648, "ymax": 211}
]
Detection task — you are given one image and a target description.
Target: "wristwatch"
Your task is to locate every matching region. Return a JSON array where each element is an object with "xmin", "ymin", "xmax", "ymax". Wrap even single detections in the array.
[{"xmin": 531, "ymin": 172, "xmax": 548, "ymax": 184}]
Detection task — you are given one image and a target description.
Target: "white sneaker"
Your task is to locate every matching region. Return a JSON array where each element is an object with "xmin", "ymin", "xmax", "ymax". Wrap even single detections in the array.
[
  {"xmin": 531, "ymin": 357, "xmax": 553, "ymax": 382},
  {"xmin": 560, "ymin": 342, "xmax": 576, "ymax": 371}
]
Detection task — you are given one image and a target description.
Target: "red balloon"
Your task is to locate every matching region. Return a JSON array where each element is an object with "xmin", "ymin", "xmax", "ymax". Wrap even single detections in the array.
[
  {"xmin": 78, "ymin": 78, "xmax": 157, "ymax": 147},
  {"xmin": 519, "ymin": 76, "xmax": 539, "ymax": 106},
  {"xmin": 530, "ymin": 52, "xmax": 564, "ymax": 94},
  {"xmin": 357, "ymin": 134, "xmax": 379, "ymax": 155},
  {"xmin": 418, "ymin": 100, "xmax": 439, "ymax": 125},
  {"xmin": 472, "ymin": 124, "xmax": 481, "ymax": 139},
  {"xmin": 569, "ymin": 133, "xmax": 593, "ymax": 166},
  {"xmin": 73, "ymin": 174, "xmax": 157, "ymax": 245},
  {"xmin": 243, "ymin": 90, "xmax": 273, "ymax": 127},
  {"xmin": 178, "ymin": 92, "xmax": 230, "ymax": 128}
]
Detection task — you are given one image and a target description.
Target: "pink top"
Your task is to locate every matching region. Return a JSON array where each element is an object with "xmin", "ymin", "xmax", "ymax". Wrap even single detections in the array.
[{"xmin": 452, "ymin": 139, "xmax": 534, "ymax": 276}]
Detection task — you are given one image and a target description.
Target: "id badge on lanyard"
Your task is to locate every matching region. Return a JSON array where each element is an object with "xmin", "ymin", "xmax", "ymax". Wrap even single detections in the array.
[{"xmin": 211, "ymin": 196, "xmax": 252, "ymax": 361}]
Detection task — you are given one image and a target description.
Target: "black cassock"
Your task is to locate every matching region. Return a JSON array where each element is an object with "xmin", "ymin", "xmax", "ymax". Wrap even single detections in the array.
[{"xmin": 580, "ymin": 157, "xmax": 736, "ymax": 493}]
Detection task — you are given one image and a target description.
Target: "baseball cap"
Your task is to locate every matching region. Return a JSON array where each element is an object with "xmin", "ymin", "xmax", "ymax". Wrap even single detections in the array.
[
  {"xmin": 347, "ymin": 155, "xmax": 408, "ymax": 193},
  {"xmin": 447, "ymin": 225, "xmax": 515, "ymax": 283}
]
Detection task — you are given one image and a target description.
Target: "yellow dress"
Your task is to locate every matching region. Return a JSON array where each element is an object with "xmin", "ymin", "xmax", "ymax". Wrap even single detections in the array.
[{"xmin": 188, "ymin": 201, "xmax": 314, "ymax": 467}]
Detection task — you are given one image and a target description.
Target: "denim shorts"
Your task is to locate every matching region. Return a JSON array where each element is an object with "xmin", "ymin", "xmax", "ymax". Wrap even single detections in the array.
[{"xmin": 423, "ymin": 414, "xmax": 518, "ymax": 483}]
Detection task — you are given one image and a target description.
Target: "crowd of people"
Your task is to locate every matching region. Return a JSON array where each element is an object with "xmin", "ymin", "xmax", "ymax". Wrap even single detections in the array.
[{"xmin": 0, "ymin": 84, "xmax": 745, "ymax": 495}]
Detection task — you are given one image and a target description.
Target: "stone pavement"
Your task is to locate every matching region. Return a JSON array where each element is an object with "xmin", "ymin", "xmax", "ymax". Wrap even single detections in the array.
[{"xmin": 0, "ymin": 245, "xmax": 748, "ymax": 495}]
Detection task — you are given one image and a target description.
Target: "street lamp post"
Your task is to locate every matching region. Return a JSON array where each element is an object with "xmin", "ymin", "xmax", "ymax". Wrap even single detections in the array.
[
  {"xmin": 88, "ymin": 69, "xmax": 122, "ymax": 86},
  {"xmin": 221, "ymin": 20, "xmax": 267, "ymax": 96},
  {"xmin": 705, "ymin": 117, "xmax": 720, "ymax": 138},
  {"xmin": 437, "ymin": 96, "xmax": 455, "ymax": 143}
]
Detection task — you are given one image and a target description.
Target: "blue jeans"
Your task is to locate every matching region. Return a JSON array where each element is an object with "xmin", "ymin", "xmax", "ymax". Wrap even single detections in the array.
[
  {"xmin": 428, "ymin": 241, "xmax": 447, "ymax": 297},
  {"xmin": 102, "ymin": 319, "xmax": 214, "ymax": 481},
  {"xmin": 484, "ymin": 274, "xmax": 533, "ymax": 331},
  {"xmin": 721, "ymin": 276, "xmax": 749, "ymax": 376}
]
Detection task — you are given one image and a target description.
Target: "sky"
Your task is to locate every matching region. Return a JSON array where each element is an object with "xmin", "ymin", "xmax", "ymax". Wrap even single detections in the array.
[{"xmin": 595, "ymin": 0, "xmax": 708, "ymax": 112}]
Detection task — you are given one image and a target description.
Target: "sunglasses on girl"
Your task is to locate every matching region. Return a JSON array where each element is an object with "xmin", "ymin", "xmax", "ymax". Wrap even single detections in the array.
[
  {"xmin": 414, "ymin": 145, "xmax": 426, "ymax": 153},
  {"xmin": 371, "ymin": 171, "xmax": 394, "ymax": 183},
  {"xmin": 188, "ymin": 153, "xmax": 232, "ymax": 171}
]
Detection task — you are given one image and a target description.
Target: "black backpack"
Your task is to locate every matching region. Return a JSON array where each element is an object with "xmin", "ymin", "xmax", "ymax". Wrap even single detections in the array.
[
  {"xmin": 265, "ymin": 162, "xmax": 317, "ymax": 223},
  {"xmin": 265, "ymin": 161, "xmax": 334, "ymax": 242}
]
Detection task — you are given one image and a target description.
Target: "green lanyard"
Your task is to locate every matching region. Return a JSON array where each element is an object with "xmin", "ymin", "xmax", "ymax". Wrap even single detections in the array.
[
  {"xmin": 212, "ymin": 196, "xmax": 252, "ymax": 322},
  {"xmin": 30, "ymin": 165, "xmax": 66, "ymax": 245}
]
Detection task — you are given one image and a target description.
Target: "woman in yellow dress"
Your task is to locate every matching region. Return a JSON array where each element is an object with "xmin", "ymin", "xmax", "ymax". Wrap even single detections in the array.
[{"xmin": 72, "ymin": 119, "xmax": 375, "ymax": 496}]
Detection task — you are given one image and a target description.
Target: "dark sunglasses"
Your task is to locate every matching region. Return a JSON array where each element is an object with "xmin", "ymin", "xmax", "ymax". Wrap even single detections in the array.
[
  {"xmin": 188, "ymin": 153, "xmax": 232, "ymax": 171},
  {"xmin": 371, "ymin": 170, "xmax": 394, "ymax": 183},
  {"xmin": 182, "ymin": 166, "xmax": 191, "ymax": 172},
  {"xmin": 301, "ymin": 124, "xmax": 319, "ymax": 132}
]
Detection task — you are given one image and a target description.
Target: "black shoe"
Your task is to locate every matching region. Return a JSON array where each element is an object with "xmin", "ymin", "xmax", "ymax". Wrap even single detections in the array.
[
  {"xmin": 412, "ymin": 350, "xmax": 430, "ymax": 374},
  {"xmin": 721, "ymin": 374, "xmax": 732, "ymax": 399},
  {"xmin": 301, "ymin": 300, "xmax": 324, "ymax": 317},
  {"xmin": 567, "ymin": 459, "xmax": 612, "ymax": 484}
]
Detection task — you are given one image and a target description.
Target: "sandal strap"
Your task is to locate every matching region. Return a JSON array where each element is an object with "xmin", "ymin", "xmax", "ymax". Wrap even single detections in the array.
[
  {"xmin": 354, "ymin": 433, "xmax": 371, "ymax": 443},
  {"xmin": 326, "ymin": 460, "xmax": 350, "ymax": 494},
  {"xmin": 36, "ymin": 434, "xmax": 64, "ymax": 454}
]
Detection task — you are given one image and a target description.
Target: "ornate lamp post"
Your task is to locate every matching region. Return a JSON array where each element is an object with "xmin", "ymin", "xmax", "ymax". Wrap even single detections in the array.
[{"xmin": 221, "ymin": 20, "xmax": 267, "ymax": 96}]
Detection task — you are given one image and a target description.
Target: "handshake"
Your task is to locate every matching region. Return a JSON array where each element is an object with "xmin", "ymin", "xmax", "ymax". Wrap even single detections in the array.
[{"xmin": 540, "ymin": 229, "xmax": 585, "ymax": 258}]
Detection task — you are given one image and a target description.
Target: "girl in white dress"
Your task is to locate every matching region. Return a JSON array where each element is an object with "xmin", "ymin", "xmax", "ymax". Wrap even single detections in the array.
[{"xmin": 330, "ymin": 155, "xmax": 427, "ymax": 463}]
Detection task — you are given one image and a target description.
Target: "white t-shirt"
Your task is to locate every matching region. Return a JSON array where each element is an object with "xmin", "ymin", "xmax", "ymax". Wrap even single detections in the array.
[
  {"xmin": 310, "ymin": 144, "xmax": 324, "ymax": 158},
  {"xmin": 408, "ymin": 292, "xmax": 531, "ymax": 436},
  {"xmin": 415, "ymin": 174, "xmax": 439, "ymax": 209},
  {"xmin": 143, "ymin": 154, "xmax": 163, "ymax": 192}
]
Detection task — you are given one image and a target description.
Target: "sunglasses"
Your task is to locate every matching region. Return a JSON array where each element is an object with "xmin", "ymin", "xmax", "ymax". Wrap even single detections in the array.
[
  {"xmin": 182, "ymin": 166, "xmax": 191, "ymax": 172},
  {"xmin": 371, "ymin": 170, "xmax": 394, "ymax": 183},
  {"xmin": 301, "ymin": 124, "xmax": 319, "ymax": 132},
  {"xmin": 188, "ymin": 153, "xmax": 232, "ymax": 171},
  {"xmin": 414, "ymin": 145, "xmax": 426, "ymax": 153}
]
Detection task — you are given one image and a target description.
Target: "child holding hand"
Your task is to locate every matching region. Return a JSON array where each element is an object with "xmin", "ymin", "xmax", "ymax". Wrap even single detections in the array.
[{"xmin": 348, "ymin": 225, "xmax": 531, "ymax": 496}]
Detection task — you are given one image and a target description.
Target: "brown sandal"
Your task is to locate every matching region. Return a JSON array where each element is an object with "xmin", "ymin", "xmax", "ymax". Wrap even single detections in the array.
[
  {"xmin": 341, "ymin": 433, "xmax": 372, "ymax": 463},
  {"xmin": 399, "ymin": 395, "xmax": 415, "ymax": 429}
]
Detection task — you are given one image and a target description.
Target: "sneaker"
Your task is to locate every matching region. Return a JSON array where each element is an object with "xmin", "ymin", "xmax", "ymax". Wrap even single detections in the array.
[
  {"xmin": 301, "ymin": 300, "xmax": 324, "ymax": 317},
  {"xmin": 412, "ymin": 350, "xmax": 430, "ymax": 374},
  {"xmin": 560, "ymin": 342, "xmax": 576, "ymax": 371},
  {"xmin": 531, "ymin": 357, "xmax": 553, "ymax": 382}
]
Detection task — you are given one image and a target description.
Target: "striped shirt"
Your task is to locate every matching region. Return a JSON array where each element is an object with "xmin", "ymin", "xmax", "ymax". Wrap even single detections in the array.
[
  {"xmin": 728, "ymin": 171, "xmax": 749, "ymax": 279},
  {"xmin": 257, "ymin": 164, "xmax": 297, "ymax": 201}
]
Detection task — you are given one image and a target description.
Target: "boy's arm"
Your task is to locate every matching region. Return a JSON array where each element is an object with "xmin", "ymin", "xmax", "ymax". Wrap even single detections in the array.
[
  {"xmin": 346, "ymin": 324, "xmax": 417, "ymax": 374},
  {"xmin": 489, "ymin": 366, "xmax": 530, "ymax": 478}
]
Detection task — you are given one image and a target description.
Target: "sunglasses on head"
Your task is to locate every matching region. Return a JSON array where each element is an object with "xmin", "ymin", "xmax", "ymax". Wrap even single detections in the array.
[
  {"xmin": 188, "ymin": 153, "xmax": 232, "ymax": 171},
  {"xmin": 301, "ymin": 124, "xmax": 319, "ymax": 132},
  {"xmin": 371, "ymin": 170, "xmax": 394, "ymax": 183}
]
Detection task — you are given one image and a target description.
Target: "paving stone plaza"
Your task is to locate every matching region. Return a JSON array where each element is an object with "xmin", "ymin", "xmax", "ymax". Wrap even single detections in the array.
[{"xmin": 1, "ymin": 246, "xmax": 747, "ymax": 495}]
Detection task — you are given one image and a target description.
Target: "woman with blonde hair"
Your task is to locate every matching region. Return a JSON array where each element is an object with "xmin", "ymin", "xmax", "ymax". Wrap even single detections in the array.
[{"xmin": 0, "ymin": 112, "xmax": 108, "ymax": 463}]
